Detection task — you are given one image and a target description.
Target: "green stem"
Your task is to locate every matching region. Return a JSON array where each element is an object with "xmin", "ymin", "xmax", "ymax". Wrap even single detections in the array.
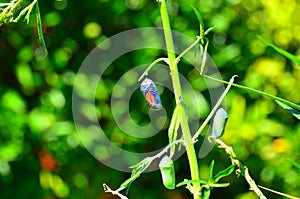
[
  {"xmin": 175, "ymin": 36, "xmax": 203, "ymax": 64},
  {"xmin": 13, "ymin": 0, "xmax": 37, "ymax": 23},
  {"xmin": 138, "ymin": 57, "xmax": 168, "ymax": 81},
  {"xmin": 258, "ymin": 185, "xmax": 300, "ymax": 199},
  {"xmin": 214, "ymin": 139, "xmax": 267, "ymax": 199},
  {"xmin": 192, "ymin": 75, "xmax": 237, "ymax": 142},
  {"xmin": 244, "ymin": 168, "xmax": 267, "ymax": 199},
  {"xmin": 160, "ymin": 1, "xmax": 201, "ymax": 198},
  {"xmin": 202, "ymin": 75, "xmax": 300, "ymax": 110}
]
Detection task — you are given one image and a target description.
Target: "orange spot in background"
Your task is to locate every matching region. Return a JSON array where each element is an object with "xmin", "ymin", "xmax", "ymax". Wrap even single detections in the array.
[
  {"xmin": 272, "ymin": 138, "xmax": 290, "ymax": 153},
  {"xmin": 38, "ymin": 150, "xmax": 57, "ymax": 171}
]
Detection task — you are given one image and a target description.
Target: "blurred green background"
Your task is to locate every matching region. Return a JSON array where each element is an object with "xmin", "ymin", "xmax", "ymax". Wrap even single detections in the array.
[{"xmin": 0, "ymin": 0, "xmax": 300, "ymax": 198}]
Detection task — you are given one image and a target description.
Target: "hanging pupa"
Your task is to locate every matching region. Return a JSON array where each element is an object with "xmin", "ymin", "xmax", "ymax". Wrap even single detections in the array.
[
  {"xmin": 140, "ymin": 78, "xmax": 162, "ymax": 110},
  {"xmin": 159, "ymin": 155, "xmax": 175, "ymax": 189},
  {"xmin": 211, "ymin": 107, "xmax": 228, "ymax": 138}
]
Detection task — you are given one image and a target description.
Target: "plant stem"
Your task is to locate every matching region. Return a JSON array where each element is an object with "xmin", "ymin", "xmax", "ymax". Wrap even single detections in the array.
[
  {"xmin": 244, "ymin": 168, "xmax": 267, "ymax": 199},
  {"xmin": 214, "ymin": 139, "xmax": 267, "ymax": 199},
  {"xmin": 192, "ymin": 75, "xmax": 237, "ymax": 142},
  {"xmin": 175, "ymin": 36, "xmax": 203, "ymax": 63},
  {"xmin": 202, "ymin": 75, "xmax": 300, "ymax": 110},
  {"xmin": 258, "ymin": 185, "xmax": 300, "ymax": 199},
  {"xmin": 138, "ymin": 57, "xmax": 168, "ymax": 81},
  {"xmin": 13, "ymin": 0, "xmax": 37, "ymax": 23},
  {"xmin": 159, "ymin": 1, "xmax": 201, "ymax": 198}
]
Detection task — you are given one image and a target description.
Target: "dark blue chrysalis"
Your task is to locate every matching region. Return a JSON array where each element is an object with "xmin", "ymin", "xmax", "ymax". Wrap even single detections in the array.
[{"xmin": 140, "ymin": 78, "xmax": 162, "ymax": 110}]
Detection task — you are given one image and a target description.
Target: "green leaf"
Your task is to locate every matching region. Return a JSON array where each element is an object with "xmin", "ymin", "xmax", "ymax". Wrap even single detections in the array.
[
  {"xmin": 214, "ymin": 165, "xmax": 235, "ymax": 182},
  {"xmin": 168, "ymin": 105, "xmax": 181, "ymax": 156},
  {"xmin": 276, "ymin": 100, "xmax": 300, "ymax": 120},
  {"xmin": 288, "ymin": 159, "xmax": 300, "ymax": 170},
  {"xmin": 120, "ymin": 173, "xmax": 140, "ymax": 189},
  {"xmin": 120, "ymin": 157, "xmax": 153, "ymax": 188},
  {"xmin": 203, "ymin": 75, "xmax": 300, "ymax": 111},
  {"xmin": 208, "ymin": 160, "xmax": 215, "ymax": 181},
  {"xmin": 130, "ymin": 157, "xmax": 152, "ymax": 175},
  {"xmin": 24, "ymin": 1, "xmax": 36, "ymax": 24},
  {"xmin": 176, "ymin": 179, "xmax": 207, "ymax": 187},
  {"xmin": 257, "ymin": 35, "xmax": 300, "ymax": 65},
  {"xmin": 191, "ymin": 5, "xmax": 204, "ymax": 37},
  {"xmin": 204, "ymin": 27, "xmax": 215, "ymax": 36},
  {"xmin": 194, "ymin": 42, "xmax": 201, "ymax": 59},
  {"xmin": 35, "ymin": 1, "xmax": 48, "ymax": 56},
  {"xmin": 209, "ymin": 182, "xmax": 230, "ymax": 188},
  {"xmin": 200, "ymin": 38, "xmax": 209, "ymax": 75}
]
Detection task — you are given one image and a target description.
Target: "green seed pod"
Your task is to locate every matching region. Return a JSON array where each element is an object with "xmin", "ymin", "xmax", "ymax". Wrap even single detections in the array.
[
  {"xmin": 211, "ymin": 107, "xmax": 228, "ymax": 138},
  {"xmin": 159, "ymin": 155, "xmax": 175, "ymax": 189}
]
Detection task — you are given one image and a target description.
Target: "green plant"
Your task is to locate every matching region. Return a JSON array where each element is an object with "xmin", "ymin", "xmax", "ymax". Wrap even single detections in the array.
[
  {"xmin": 0, "ymin": 0, "xmax": 47, "ymax": 54},
  {"xmin": 103, "ymin": 1, "xmax": 300, "ymax": 199},
  {"xmin": 2, "ymin": 0, "xmax": 299, "ymax": 198}
]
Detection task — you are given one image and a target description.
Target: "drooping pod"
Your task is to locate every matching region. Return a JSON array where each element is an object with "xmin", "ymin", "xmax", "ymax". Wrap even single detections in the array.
[
  {"xmin": 211, "ymin": 107, "xmax": 229, "ymax": 138},
  {"xmin": 140, "ymin": 78, "xmax": 162, "ymax": 110},
  {"xmin": 159, "ymin": 155, "xmax": 175, "ymax": 189}
]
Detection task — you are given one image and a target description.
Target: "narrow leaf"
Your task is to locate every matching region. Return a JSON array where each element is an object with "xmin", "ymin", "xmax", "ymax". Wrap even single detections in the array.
[
  {"xmin": 35, "ymin": 1, "xmax": 48, "ymax": 56},
  {"xmin": 203, "ymin": 75, "xmax": 300, "ymax": 111},
  {"xmin": 120, "ymin": 173, "xmax": 140, "ymax": 188},
  {"xmin": 288, "ymin": 159, "xmax": 300, "ymax": 170},
  {"xmin": 194, "ymin": 42, "xmax": 201, "ymax": 59},
  {"xmin": 25, "ymin": 0, "xmax": 36, "ymax": 24},
  {"xmin": 176, "ymin": 179, "xmax": 207, "ymax": 187},
  {"xmin": 191, "ymin": 5, "xmax": 204, "ymax": 37},
  {"xmin": 214, "ymin": 165, "xmax": 235, "ymax": 182},
  {"xmin": 276, "ymin": 100, "xmax": 300, "ymax": 120},
  {"xmin": 204, "ymin": 26, "xmax": 215, "ymax": 36},
  {"xmin": 168, "ymin": 105, "xmax": 181, "ymax": 156},
  {"xmin": 257, "ymin": 35, "xmax": 300, "ymax": 65},
  {"xmin": 200, "ymin": 38, "xmax": 209, "ymax": 75},
  {"xmin": 130, "ymin": 157, "xmax": 152, "ymax": 175},
  {"xmin": 168, "ymin": 105, "xmax": 179, "ymax": 141},
  {"xmin": 121, "ymin": 157, "xmax": 153, "ymax": 188},
  {"xmin": 208, "ymin": 160, "xmax": 215, "ymax": 181},
  {"xmin": 209, "ymin": 182, "xmax": 230, "ymax": 188},
  {"xmin": 0, "ymin": 3, "xmax": 10, "ymax": 6}
]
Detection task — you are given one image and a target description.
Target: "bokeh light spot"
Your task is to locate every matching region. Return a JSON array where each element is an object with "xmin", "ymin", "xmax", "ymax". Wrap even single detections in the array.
[
  {"xmin": 83, "ymin": 22, "xmax": 102, "ymax": 39},
  {"xmin": 44, "ymin": 12, "xmax": 62, "ymax": 27}
]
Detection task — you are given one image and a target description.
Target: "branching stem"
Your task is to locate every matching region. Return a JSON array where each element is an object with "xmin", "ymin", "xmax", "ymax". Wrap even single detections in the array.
[
  {"xmin": 138, "ymin": 57, "xmax": 168, "ymax": 81},
  {"xmin": 175, "ymin": 36, "xmax": 203, "ymax": 63},
  {"xmin": 202, "ymin": 75, "xmax": 300, "ymax": 110},
  {"xmin": 214, "ymin": 139, "xmax": 267, "ymax": 199},
  {"xmin": 192, "ymin": 75, "xmax": 237, "ymax": 142},
  {"xmin": 160, "ymin": 0, "xmax": 201, "ymax": 198}
]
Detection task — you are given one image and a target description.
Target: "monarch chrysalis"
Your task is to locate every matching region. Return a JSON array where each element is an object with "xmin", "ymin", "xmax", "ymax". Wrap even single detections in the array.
[
  {"xmin": 211, "ymin": 107, "xmax": 228, "ymax": 138},
  {"xmin": 140, "ymin": 78, "xmax": 162, "ymax": 110},
  {"xmin": 159, "ymin": 155, "xmax": 175, "ymax": 189}
]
